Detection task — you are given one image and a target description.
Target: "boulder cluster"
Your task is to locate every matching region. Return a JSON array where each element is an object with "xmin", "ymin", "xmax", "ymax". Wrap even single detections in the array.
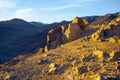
[{"xmin": 90, "ymin": 13, "xmax": 120, "ymax": 42}]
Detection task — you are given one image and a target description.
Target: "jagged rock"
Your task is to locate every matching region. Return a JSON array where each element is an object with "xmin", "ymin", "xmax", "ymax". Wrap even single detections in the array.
[
  {"xmin": 72, "ymin": 17, "xmax": 88, "ymax": 26},
  {"xmin": 46, "ymin": 27, "xmax": 65, "ymax": 50},
  {"xmin": 90, "ymin": 14, "xmax": 120, "ymax": 42},
  {"xmin": 91, "ymin": 28, "xmax": 104, "ymax": 42},
  {"xmin": 45, "ymin": 17, "xmax": 88, "ymax": 51},
  {"xmin": 64, "ymin": 23, "xmax": 82, "ymax": 42}
]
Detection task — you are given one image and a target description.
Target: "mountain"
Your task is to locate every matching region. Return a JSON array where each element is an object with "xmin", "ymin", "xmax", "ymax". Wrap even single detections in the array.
[
  {"xmin": 82, "ymin": 16, "xmax": 99, "ymax": 23},
  {"xmin": 30, "ymin": 21, "xmax": 47, "ymax": 28},
  {"xmin": 0, "ymin": 18, "xmax": 39, "ymax": 44},
  {"xmin": 0, "ymin": 18, "xmax": 70, "ymax": 64},
  {"xmin": 0, "ymin": 18, "xmax": 42, "ymax": 63},
  {"xmin": 90, "ymin": 13, "xmax": 119, "ymax": 25}
]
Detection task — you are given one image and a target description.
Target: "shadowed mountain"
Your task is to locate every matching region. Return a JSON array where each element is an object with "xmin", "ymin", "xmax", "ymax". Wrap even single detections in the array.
[
  {"xmin": 0, "ymin": 19, "xmax": 70, "ymax": 64},
  {"xmin": 90, "ymin": 13, "xmax": 119, "ymax": 25},
  {"xmin": 30, "ymin": 22, "xmax": 47, "ymax": 28},
  {"xmin": 82, "ymin": 16, "xmax": 99, "ymax": 23},
  {"xmin": 0, "ymin": 18, "xmax": 39, "ymax": 44}
]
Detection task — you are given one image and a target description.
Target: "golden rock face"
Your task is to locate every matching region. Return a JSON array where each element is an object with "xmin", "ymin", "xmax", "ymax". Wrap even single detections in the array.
[
  {"xmin": 46, "ymin": 17, "xmax": 88, "ymax": 51},
  {"xmin": 64, "ymin": 23, "xmax": 82, "ymax": 42},
  {"xmin": 72, "ymin": 17, "xmax": 88, "ymax": 25}
]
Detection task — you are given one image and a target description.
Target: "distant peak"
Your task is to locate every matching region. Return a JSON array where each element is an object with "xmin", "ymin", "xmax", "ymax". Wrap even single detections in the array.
[{"xmin": 10, "ymin": 18, "xmax": 26, "ymax": 22}]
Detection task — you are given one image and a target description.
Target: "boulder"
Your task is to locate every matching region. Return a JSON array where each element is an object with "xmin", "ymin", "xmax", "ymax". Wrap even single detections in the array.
[
  {"xmin": 46, "ymin": 27, "xmax": 65, "ymax": 50},
  {"xmin": 109, "ymin": 37, "xmax": 117, "ymax": 43},
  {"xmin": 93, "ymin": 50, "xmax": 104, "ymax": 62},
  {"xmin": 64, "ymin": 23, "xmax": 82, "ymax": 42}
]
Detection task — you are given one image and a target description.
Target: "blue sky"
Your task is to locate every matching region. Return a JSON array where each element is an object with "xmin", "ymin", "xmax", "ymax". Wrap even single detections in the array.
[{"xmin": 0, "ymin": 0, "xmax": 120, "ymax": 23}]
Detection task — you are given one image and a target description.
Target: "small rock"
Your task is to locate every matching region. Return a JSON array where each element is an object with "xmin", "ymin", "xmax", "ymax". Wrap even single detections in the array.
[
  {"xmin": 48, "ymin": 63, "xmax": 57, "ymax": 73},
  {"xmin": 49, "ymin": 63, "xmax": 56, "ymax": 68},
  {"xmin": 110, "ymin": 51, "xmax": 115, "ymax": 58},
  {"xmin": 109, "ymin": 37, "xmax": 117, "ymax": 43},
  {"xmin": 44, "ymin": 54, "xmax": 48, "ymax": 57},
  {"xmin": 71, "ymin": 60, "xmax": 77, "ymax": 66}
]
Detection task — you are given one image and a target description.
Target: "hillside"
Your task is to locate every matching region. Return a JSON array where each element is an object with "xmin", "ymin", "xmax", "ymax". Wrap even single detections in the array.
[
  {"xmin": 0, "ymin": 12, "xmax": 120, "ymax": 80},
  {"xmin": 0, "ymin": 15, "xmax": 101, "ymax": 64},
  {"xmin": 0, "ymin": 38, "xmax": 120, "ymax": 80}
]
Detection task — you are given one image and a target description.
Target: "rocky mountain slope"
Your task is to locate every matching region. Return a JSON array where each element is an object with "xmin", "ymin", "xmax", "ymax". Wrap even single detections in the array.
[
  {"xmin": 0, "ymin": 15, "xmax": 101, "ymax": 64},
  {"xmin": 0, "ymin": 37, "xmax": 120, "ymax": 80},
  {"xmin": 0, "ymin": 12, "xmax": 120, "ymax": 80}
]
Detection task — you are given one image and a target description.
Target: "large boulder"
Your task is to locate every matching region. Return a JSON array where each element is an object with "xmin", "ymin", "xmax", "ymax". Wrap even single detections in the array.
[
  {"xmin": 64, "ymin": 23, "xmax": 82, "ymax": 42},
  {"xmin": 45, "ymin": 27, "xmax": 65, "ymax": 50}
]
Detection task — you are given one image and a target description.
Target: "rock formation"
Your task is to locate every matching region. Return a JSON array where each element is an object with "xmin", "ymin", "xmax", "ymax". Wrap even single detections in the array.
[
  {"xmin": 45, "ymin": 17, "xmax": 88, "ymax": 51},
  {"xmin": 90, "ymin": 13, "xmax": 120, "ymax": 42}
]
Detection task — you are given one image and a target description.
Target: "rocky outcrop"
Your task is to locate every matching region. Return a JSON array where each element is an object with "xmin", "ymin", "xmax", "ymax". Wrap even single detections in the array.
[
  {"xmin": 45, "ymin": 26, "xmax": 66, "ymax": 51},
  {"xmin": 45, "ymin": 17, "xmax": 88, "ymax": 51},
  {"xmin": 90, "ymin": 13, "xmax": 120, "ymax": 42}
]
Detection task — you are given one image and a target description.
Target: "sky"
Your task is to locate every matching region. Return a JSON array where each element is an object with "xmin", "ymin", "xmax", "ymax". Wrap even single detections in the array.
[{"xmin": 0, "ymin": 0, "xmax": 120, "ymax": 23}]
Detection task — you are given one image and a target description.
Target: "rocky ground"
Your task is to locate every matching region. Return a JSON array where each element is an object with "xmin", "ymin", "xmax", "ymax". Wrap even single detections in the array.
[{"xmin": 0, "ymin": 39, "xmax": 120, "ymax": 80}]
